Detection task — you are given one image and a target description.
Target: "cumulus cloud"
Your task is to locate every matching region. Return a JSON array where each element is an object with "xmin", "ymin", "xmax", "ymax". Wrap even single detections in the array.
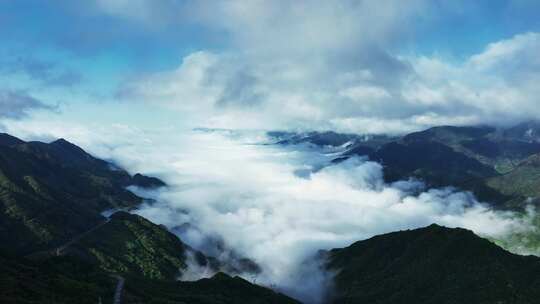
[
  {"xmin": 113, "ymin": 1, "xmax": 540, "ymax": 134},
  {"xmin": 115, "ymin": 0, "xmax": 426, "ymax": 132},
  {"xmin": 0, "ymin": 90, "xmax": 55, "ymax": 120},
  {"xmin": 403, "ymin": 32, "xmax": 540, "ymax": 126}
]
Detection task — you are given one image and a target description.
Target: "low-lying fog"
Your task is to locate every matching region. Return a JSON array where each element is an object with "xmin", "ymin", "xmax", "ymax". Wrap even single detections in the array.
[
  {"xmin": 104, "ymin": 129, "xmax": 532, "ymax": 303},
  {"xmin": 7, "ymin": 125, "xmax": 536, "ymax": 303}
]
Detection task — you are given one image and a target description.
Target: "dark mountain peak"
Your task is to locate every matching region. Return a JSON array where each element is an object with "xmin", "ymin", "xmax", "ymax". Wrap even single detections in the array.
[
  {"xmin": 51, "ymin": 138, "xmax": 70, "ymax": 145},
  {"xmin": 131, "ymin": 173, "xmax": 167, "ymax": 188},
  {"xmin": 342, "ymin": 223, "xmax": 479, "ymax": 254},
  {"xmin": 50, "ymin": 138, "xmax": 88, "ymax": 155},
  {"xmin": 274, "ymin": 130, "xmax": 359, "ymax": 147},
  {"xmin": 520, "ymin": 153, "xmax": 540, "ymax": 167},
  {"xmin": 405, "ymin": 223, "xmax": 482, "ymax": 243},
  {"xmin": 504, "ymin": 120, "xmax": 540, "ymax": 142},
  {"xmin": 403, "ymin": 125, "xmax": 495, "ymax": 143},
  {"xmin": 509, "ymin": 120, "xmax": 540, "ymax": 130},
  {"xmin": 109, "ymin": 210, "xmax": 134, "ymax": 220},
  {"xmin": 210, "ymin": 272, "xmax": 232, "ymax": 280},
  {"xmin": 0, "ymin": 133, "xmax": 25, "ymax": 146},
  {"xmin": 423, "ymin": 222, "xmax": 446, "ymax": 231},
  {"xmin": 422, "ymin": 222, "xmax": 467, "ymax": 232},
  {"xmin": 327, "ymin": 224, "xmax": 540, "ymax": 304},
  {"xmin": 43, "ymin": 137, "xmax": 109, "ymax": 170}
]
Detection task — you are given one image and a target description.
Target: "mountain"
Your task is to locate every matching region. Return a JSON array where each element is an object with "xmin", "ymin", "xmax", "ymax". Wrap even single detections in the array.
[
  {"xmin": 503, "ymin": 121, "xmax": 540, "ymax": 143},
  {"xmin": 66, "ymin": 212, "xmax": 194, "ymax": 280},
  {"xmin": 325, "ymin": 224, "xmax": 540, "ymax": 304},
  {"xmin": 272, "ymin": 122, "xmax": 540, "ymax": 208},
  {"xmin": 130, "ymin": 173, "xmax": 166, "ymax": 188},
  {"xmin": 0, "ymin": 253, "xmax": 115, "ymax": 304},
  {"xmin": 0, "ymin": 253, "xmax": 299, "ymax": 304},
  {"xmin": 122, "ymin": 272, "xmax": 301, "ymax": 304},
  {"xmin": 369, "ymin": 124, "xmax": 540, "ymax": 207},
  {"xmin": 0, "ymin": 133, "xmax": 25, "ymax": 146},
  {"xmin": 0, "ymin": 134, "xmax": 166, "ymax": 254},
  {"xmin": 268, "ymin": 131, "xmax": 395, "ymax": 152},
  {"xmin": 0, "ymin": 133, "xmax": 299, "ymax": 304}
]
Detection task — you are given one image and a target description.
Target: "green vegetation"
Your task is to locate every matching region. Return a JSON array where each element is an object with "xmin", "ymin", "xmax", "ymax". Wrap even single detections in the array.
[
  {"xmin": 325, "ymin": 123, "xmax": 540, "ymax": 208},
  {"xmin": 0, "ymin": 253, "xmax": 115, "ymax": 304},
  {"xmin": 0, "ymin": 252, "xmax": 298, "ymax": 304},
  {"xmin": 72, "ymin": 212, "xmax": 189, "ymax": 280},
  {"xmin": 0, "ymin": 133, "xmax": 300, "ymax": 304},
  {"xmin": 326, "ymin": 224, "xmax": 540, "ymax": 304},
  {"xmin": 485, "ymin": 154, "xmax": 540, "ymax": 206},
  {"xmin": 0, "ymin": 134, "xmax": 164, "ymax": 254},
  {"xmin": 122, "ymin": 272, "xmax": 301, "ymax": 304}
]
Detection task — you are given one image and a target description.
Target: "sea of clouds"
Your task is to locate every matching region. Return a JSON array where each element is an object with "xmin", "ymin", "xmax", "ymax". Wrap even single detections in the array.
[
  {"xmin": 4, "ymin": 120, "xmax": 537, "ymax": 303},
  {"xmin": 115, "ymin": 129, "xmax": 534, "ymax": 303}
]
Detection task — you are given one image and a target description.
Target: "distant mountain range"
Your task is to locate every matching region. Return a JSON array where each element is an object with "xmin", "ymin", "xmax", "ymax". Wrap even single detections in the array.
[
  {"xmin": 270, "ymin": 121, "xmax": 540, "ymax": 208},
  {"xmin": 2, "ymin": 124, "xmax": 540, "ymax": 303}
]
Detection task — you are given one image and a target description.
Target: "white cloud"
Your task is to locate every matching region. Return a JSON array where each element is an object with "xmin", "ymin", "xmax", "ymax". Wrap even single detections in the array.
[
  {"xmin": 4, "ymin": 119, "xmax": 536, "ymax": 302},
  {"xmin": 404, "ymin": 32, "xmax": 540, "ymax": 126},
  {"xmin": 114, "ymin": 129, "xmax": 533, "ymax": 302},
  {"xmin": 115, "ymin": 1, "xmax": 428, "ymax": 132},
  {"xmin": 468, "ymin": 32, "xmax": 540, "ymax": 72},
  {"xmin": 115, "ymin": 0, "xmax": 540, "ymax": 133}
]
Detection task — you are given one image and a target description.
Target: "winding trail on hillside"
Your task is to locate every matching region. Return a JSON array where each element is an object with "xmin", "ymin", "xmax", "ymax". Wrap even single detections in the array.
[
  {"xmin": 24, "ymin": 215, "xmax": 127, "ymax": 303},
  {"xmin": 25, "ymin": 217, "xmax": 111, "ymax": 260},
  {"xmin": 112, "ymin": 275, "xmax": 125, "ymax": 304},
  {"xmin": 54, "ymin": 218, "xmax": 110, "ymax": 256}
]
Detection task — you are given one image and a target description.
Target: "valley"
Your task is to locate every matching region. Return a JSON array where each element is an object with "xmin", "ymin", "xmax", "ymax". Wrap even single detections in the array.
[{"xmin": 2, "ymin": 122, "xmax": 540, "ymax": 303}]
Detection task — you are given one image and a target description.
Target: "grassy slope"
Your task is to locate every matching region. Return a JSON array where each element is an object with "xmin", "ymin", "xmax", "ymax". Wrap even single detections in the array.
[
  {"xmin": 0, "ymin": 135, "xmax": 161, "ymax": 254},
  {"xmin": 70, "ymin": 212, "xmax": 190, "ymax": 280}
]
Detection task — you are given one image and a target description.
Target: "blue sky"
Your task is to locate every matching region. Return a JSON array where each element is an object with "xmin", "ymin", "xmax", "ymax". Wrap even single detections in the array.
[
  {"xmin": 1, "ymin": 0, "xmax": 540, "ymax": 136},
  {"xmin": 3, "ymin": 3, "xmax": 539, "ymax": 299}
]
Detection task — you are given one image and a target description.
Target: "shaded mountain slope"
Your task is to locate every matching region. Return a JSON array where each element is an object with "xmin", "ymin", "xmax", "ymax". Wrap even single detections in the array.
[
  {"xmin": 326, "ymin": 224, "xmax": 540, "ymax": 304},
  {"xmin": 0, "ymin": 133, "xmax": 298, "ymax": 304},
  {"xmin": 382, "ymin": 124, "xmax": 540, "ymax": 175},
  {"xmin": 0, "ymin": 253, "xmax": 115, "ymax": 304},
  {"xmin": 485, "ymin": 153, "xmax": 540, "ymax": 207},
  {"xmin": 122, "ymin": 272, "xmax": 301, "ymax": 304},
  {"xmin": 0, "ymin": 252, "xmax": 299, "ymax": 304},
  {"xmin": 69, "ymin": 212, "xmax": 194, "ymax": 280},
  {"xmin": 370, "ymin": 140, "xmax": 497, "ymax": 185},
  {"xmin": 0, "ymin": 134, "xmax": 165, "ymax": 254},
  {"xmin": 272, "ymin": 123, "xmax": 540, "ymax": 208}
]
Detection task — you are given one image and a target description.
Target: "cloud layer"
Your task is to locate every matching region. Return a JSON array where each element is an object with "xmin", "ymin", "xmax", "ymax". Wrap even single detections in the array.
[
  {"xmin": 93, "ymin": 128, "xmax": 533, "ymax": 302},
  {"xmin": 4, "ymin": 120, "xmax": 536, "ymax": 302},
  {"xmin": 115, "ymin": 1, "xmax": 540, "ymax": 134}
]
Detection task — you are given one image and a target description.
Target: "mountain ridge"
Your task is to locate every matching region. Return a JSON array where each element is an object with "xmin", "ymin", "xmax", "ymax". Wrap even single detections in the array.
[
  {"xmin": 270, "ymin": 122, "xmax": 540, "ymax": 208},
  {"xmin": 325, "ymin": 223, "xmax": 540, "ymax": 304},
  {"xmin": 0, "ymin": 132, "xmax": 299, "ymax": 304}
]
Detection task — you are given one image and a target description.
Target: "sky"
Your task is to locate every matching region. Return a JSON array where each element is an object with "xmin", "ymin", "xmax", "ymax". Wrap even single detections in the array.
[
  {"xmin": 1, "ymin": 0, "xmax": 540, "ymax": 135},
  {"xmin": 2, "ymin": 2, "xmax": 540, "ymax": 302}
]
